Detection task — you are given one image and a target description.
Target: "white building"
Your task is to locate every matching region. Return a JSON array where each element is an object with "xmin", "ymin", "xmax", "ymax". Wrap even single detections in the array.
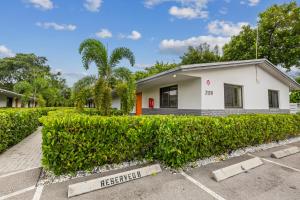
[
  {"xmin": 112, "ymin": 59, "xmax": 300, "ymax": 115},
  {"xmin": 0, "ymin": 88, "xmax": 35, "ymax": 108}
]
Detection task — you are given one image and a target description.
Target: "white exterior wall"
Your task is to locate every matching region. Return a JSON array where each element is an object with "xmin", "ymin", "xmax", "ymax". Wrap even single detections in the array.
[
  {"xmin": 141, "ymin": 78, "xmax": 202, "ymax": 109},
  {"xmin": 183, "ymin": 65, "xmax": 290, "ymax": 110},
  {"xmin": 0, "ymin": 94, "xmax": 7, "ymax": 107},
  {"xmin": 112, "ymin": 97, "xmax": 121, "ymax": 109}
]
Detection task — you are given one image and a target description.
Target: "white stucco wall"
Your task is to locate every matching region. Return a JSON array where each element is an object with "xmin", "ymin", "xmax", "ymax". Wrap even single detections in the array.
[
  {"xmin": 0, "ymin": 94, "xmax": 7, "ymax": 107},
  {"xmin": 112, "ymin": 97, "xmax": 121, "ymax": 109},
  {"xmin": 182, "ymin": 65, "xmax": 290, "ymax": 110},
  {"xmin": 141, "ymin": 78, "xmax": 202, "ymax": 109}
]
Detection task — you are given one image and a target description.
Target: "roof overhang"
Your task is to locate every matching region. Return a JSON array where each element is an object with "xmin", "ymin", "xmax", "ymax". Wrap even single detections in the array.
[
  {"xmin": 0, "ymin": 88, "xmax": 23, "ymax": 98},
  {"xmin": 136, "ymin": 59, "xmax": 300, "ymax": 91}
]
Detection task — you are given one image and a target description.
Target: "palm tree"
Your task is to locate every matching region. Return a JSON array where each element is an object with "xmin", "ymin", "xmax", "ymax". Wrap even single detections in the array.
[
  {"xmin": 79, "ymin": 39, "xmax": 135, "ymax": 115},
  {"xmin": 114, "ymin": 67, "xmax": 136, "ymax": 115}
]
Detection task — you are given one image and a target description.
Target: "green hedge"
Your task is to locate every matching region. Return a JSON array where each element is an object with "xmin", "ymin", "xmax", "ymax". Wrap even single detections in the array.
[
  {"xmin": 0, "ymin": 108, "xmax": 57, "ymax": 153},
  {"xmin": 40, "ymin": 113, "xmax": 300, "ymax": 175}
]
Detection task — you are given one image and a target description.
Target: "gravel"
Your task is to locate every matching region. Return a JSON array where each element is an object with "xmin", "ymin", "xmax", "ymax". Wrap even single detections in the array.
[
  {"xmin": 38, "ymin": 136, "xmax": 300, "ymax": 185},
  {"xmin": 37, "ymin": 159, "xmax": 149, "ymax": 186},
  {"xmin": 183, "ymin": 136, "xmax": 300, "ymax": 171}
]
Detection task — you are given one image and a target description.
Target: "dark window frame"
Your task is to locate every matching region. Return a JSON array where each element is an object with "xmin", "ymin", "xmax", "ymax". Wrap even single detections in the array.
[
  {"xmin": 160, "ymin": 85, "xmax": 178, "ymax": 108},
  {"xmin": 224, "ymin": 84, "xmax": 243, "ymax": 109},
  {"xmin": 268, "ymin": 90, "xmax": 279, "ymax": 108}
]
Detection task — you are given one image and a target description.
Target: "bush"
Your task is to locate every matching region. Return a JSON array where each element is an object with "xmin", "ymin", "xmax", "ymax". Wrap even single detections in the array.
[
  {"xmin": 0, "ymin": 108, "xmax": 57, "ymax": 153},
  {"xmin": 40, "ymin": 113, "xmax": 300, "ymax": 175}
]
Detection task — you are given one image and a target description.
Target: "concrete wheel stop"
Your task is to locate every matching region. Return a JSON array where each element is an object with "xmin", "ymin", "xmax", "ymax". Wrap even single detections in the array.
[
  {"xmin": 271, "ymin": 146, "xmax": 300, "ymax": 159},
  {"xmin": 68, "ymin": 164, "xmax": 162, "ymax": 198},
  {"xmin": 212, "ymin": 157, "xmax": 263, "ymax": 182}
]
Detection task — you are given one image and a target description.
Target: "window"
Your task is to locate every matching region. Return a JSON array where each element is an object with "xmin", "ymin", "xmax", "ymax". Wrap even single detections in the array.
[
  {"xmin": 160, "ymin": 85, "xmax": 178, "ymax": 108},
  {"xmin": 6, "ymin": 97, "xmax": 13, "ymax": 107},
  {"xmin": 268, "ymin": 90, "xmax": 279, "ymax": 108},
  {"xmin": 224, "ymin": 84, "xmax": 243, "ymax": 108}
]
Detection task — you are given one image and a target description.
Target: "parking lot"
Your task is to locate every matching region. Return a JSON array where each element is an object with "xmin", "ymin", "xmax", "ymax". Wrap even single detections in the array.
[{"xmin": 1, "ymin": 141, "xmax": 299, "ymax": 200}]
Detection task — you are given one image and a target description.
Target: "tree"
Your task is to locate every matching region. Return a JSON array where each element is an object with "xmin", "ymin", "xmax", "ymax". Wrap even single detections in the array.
[
  {"xmin": 114, "ymin": 67, "xmax": 136, "ymax": 115},
  {"xmin": 0, "ymin": 53, "xmax": 72, "ymax": 107},
  {"xmin": 0, "ymin": 54, "xmax": 50, "ymax": 90},
  {"xmin": 79, "ymin": 39, "xmax": 135, "ymax": 115},
  {"xmin": 222, "ymin": 26, "xmax": 257, "ymax": 61},
  {"xmin": 180, "ymin": 43, "xmax": 221, "ymax": 65},
  {"xmin": 223, "ymin": 1, "xmax": 300, "ymax": 70},
  {"xmin": 73, "ymin": 75, "xmax": 96, "ymax": 110},
  {"xmin": 134, "ymin": 62, "xmax": 178, "ymax": 80},
  {"xmin": 290, "ymin": 77, "xmax": 300, "ymax": 103},
  {"xmin": 13, "ymin": 81, "xmax": 32, "ymax": 106}
]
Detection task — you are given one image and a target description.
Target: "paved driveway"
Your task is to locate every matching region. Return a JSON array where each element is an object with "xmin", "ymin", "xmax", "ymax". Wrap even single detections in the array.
[
  {"xmin": 0, "ymin": 127, "xmax": 42, "ymax": 176},
  {"xmin": 0, "ymin": 140, "xmax": 299, "ymax": 200}
]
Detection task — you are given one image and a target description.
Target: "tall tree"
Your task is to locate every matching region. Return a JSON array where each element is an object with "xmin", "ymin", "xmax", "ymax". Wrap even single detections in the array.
[
  {"xmin": 0, "ymin": 53, "xmax": 72, "ymax": 107},
  {"xmin": 223, "ymin": 1, "xmax": 300, "ymax": 70},
  {"xmin": 114, "ymin": 67, "xmax": 136, "ymax": 115},
  {"xmin": 290, "ymin": 77, "xmax": 300, "ymax": 103},
  {"xmin": 79, "ymin": 39, "xmax": 135, "ymax": 115},
  {"xmin": 135, "ymin": 62, "xmax": 178, "ymax": 80},
  {"xmin": 0, "ymin": 53, "xmax": 50, "ymax": 90},
  {"xmin": 73, "ymin": 75, "xmax": 96, "ymax": 110},
  {"xmin": 180, "ymin": 43, "xmax": 221, "ymax": 65},
  {"xmin": 222, "ymin": 26, "xmax": 257, "ymax": 61}
]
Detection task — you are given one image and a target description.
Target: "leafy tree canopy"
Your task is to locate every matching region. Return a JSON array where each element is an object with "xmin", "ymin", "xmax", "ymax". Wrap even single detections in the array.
[
  {"xmin": 0, "ymin": 53, "xmax": 50, "ymax": 90},
  {"xmin": 223, "ymin": 1, "xmax": 300, "ymax": 70},
  {"xmin": 180, "ymin": 43, "xmax": 221, "ymax": 65},
  {"xmin": 134, "ymin": 62, "xmax": 178, "ymax": 81},
  {"xmin": 79, "ymin": 39, "xmax": 135, "ymax": 115},
  {"xmin": 0, "ymin": 53, "xmax": 72, "ymax": 107}
]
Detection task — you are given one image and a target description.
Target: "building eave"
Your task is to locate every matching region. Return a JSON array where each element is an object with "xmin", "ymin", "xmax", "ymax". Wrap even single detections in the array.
[
  {"xmin": 0, "ymin": 88, "xmax": 23, "ymax": 98},
  {"xmin": 136, "ymin": 59, "xmax": 300, "ymax": 91}
]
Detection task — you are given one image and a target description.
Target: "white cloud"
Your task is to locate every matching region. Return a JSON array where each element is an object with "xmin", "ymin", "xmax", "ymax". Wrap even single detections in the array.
[
  {"xmin": 120, "ymin": 31, "xmax": 142, "ymax": 40},
  {"xmin": 208, "ymin": 20, "xmax": 248, "ymax": 37},
  {"xmin": 28, "ymin": 0, "xmax": 54, "ymax": 10},
  {"xmin": 0, "ymin": 45, "xmax": 15, "ymax": 58},
  {"xmin": 144, "ymin": 0, "xmax": 209, "ymax": 19},
  {"xmin": 219, "ymin": 7, "xmax": 227, "ymax": 15},
  {"xmin": 278, "ymin": 66, "xmax": 300, "ymax": 78},
  {"xmin": 84, "ymin": 0, "xmax": 102, "ymax": 12},
  {"xmin": 96, "ymin": 29, "xmax": 112, "ymax": 38},
  {"xmin": 128, "ymin": 31, "xmax": 142, "ymax": 40},
  {"xmin": 159, "ymin": 35, "xmax": 230, "ymax": 55},
  {"xmin": 36, "ymin": 22, "xmax": 77, "ymax": 31},
  {"xmin": 248, "ymin": 0, "xmax": 260, "ymax": 6},
  {"xmin": 240, "ymin": 0, "xmax": 260, "ymax": 6},
  {"xmin": 169, "ymin": 6, "xmax": 208, "ymax": 19}
]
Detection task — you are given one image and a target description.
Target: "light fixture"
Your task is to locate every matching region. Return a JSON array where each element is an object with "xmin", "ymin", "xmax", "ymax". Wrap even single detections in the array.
[{"xmin": 173, "ymin": 74, "xmax": 177, "ymax": 78}]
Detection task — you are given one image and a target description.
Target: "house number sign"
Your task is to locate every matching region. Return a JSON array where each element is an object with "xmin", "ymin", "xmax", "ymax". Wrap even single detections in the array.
[{"xmin": 205, "ymin": 90, "xmax": 213, "ymax": 95}]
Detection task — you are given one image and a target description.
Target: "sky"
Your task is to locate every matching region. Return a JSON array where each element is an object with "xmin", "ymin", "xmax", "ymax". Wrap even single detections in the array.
[{"xmin": 0, "ymin": 0, "xmax": 298, "ymax": 86}]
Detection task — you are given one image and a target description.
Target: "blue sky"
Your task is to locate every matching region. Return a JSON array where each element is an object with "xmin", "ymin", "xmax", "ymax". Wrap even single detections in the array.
[{"xmin": 0, "ymin": 0, "xmax": 297, "ymax": 86}]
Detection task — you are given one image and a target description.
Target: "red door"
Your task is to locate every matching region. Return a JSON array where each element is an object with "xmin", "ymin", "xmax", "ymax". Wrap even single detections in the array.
[{"xmin": 136, "ymin": 93, "xmax": 142, "ymax": 115}]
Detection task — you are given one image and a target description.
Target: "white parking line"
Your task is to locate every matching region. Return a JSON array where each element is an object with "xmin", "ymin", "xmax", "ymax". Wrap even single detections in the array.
[
  {"xmin": 180, "ymin": 172, "xmax": 226, "ymax": 200},
  {"xmin": 32, "ymin": 185, "xmax": 44, "ymax": 200},
  {"xmin": 0, "ymin": 167, "xmax": 41, "ymax": 179},
  {"xmin": 248, "ymin": 154, "xmax": 300, "ymax": 172},
  {"xmin": 0, "ymin": 185, "xmax": 35, "ymax": 200}
]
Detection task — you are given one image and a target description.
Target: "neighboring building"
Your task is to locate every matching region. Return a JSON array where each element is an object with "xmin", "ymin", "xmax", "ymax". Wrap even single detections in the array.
[
  {"xmin": 112, "ymin": 59, "xmax": 300, "ymax": 115},
  {"xmin": 0, "ymin": 88, "xmax": 35, "ymax": 108}
]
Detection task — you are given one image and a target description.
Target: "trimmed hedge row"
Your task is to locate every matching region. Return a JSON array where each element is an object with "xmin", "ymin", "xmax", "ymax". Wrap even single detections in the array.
[
  {"xmin": 0, "ymin": 108, "xmax": 57, "ymax": 153},
  {"xmin": 40, "ymin": 113, "xmax": 300, "ymax": 175}
]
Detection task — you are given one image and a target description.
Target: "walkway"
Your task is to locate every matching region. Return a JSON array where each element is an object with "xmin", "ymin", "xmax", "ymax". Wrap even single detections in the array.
[{"xmin": 0, "ymin": 127, "xmax": 42, "ymax": 176}]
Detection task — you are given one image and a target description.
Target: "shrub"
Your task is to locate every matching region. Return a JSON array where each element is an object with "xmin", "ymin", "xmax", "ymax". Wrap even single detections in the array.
[
  {"xmin": 40, "ymin": 113, "xmax": 300, "ymax": 175},
  {"xmin": 0, "ymin": 107, "xmax": 57, "ymax": 153}
]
